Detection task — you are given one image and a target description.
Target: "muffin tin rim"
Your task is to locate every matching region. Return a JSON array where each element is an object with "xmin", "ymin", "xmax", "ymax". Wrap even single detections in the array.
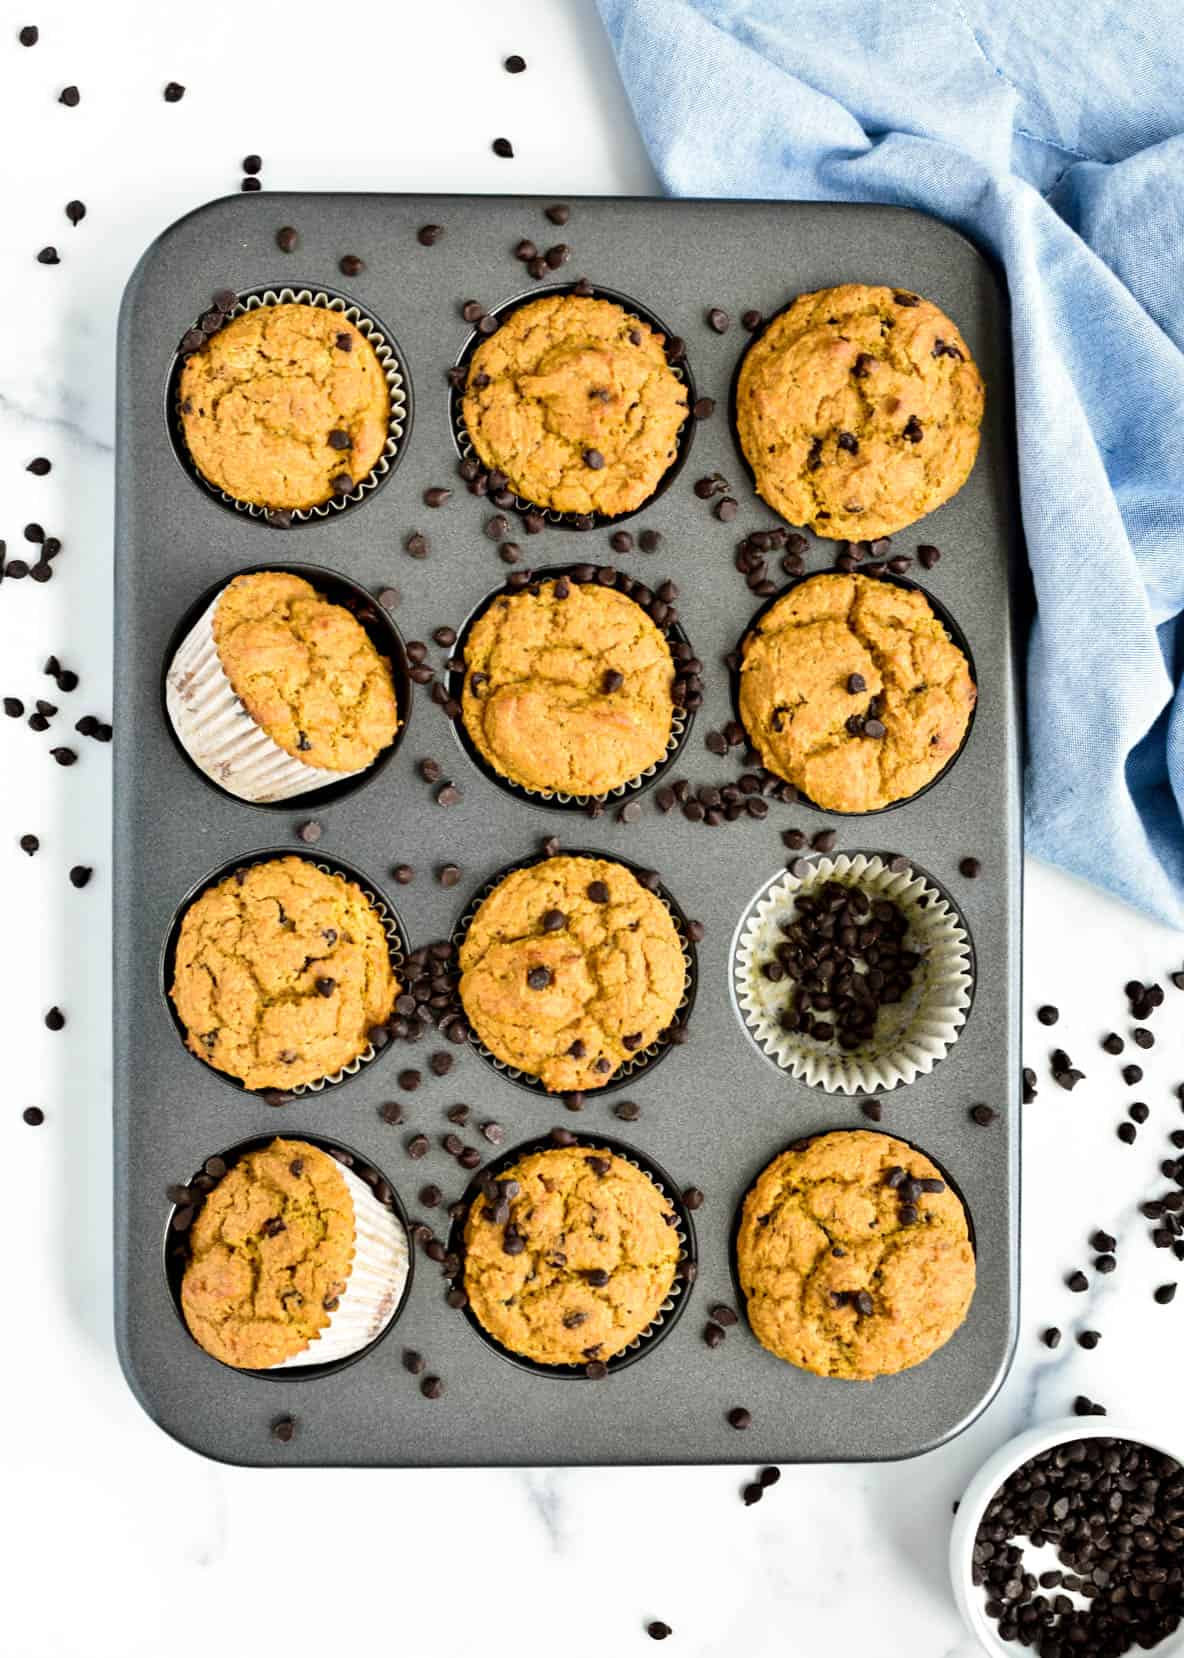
[
  {"xmin": 448, "ymin": 277, "xmax": 698, "ymax": 529},
  {"xmin": 159, "ymin": 559, "xmax": 414, "ymax": 812},
  {"xmin": 162, "ymin": 1129, "xmax": 415, "ymax": 1384},
  {"xmin": 158, "ymin": 846, "xmax": 410, "ymax": 1101},
  {"xmin": 164, "ymin": 280, "xmax": 413, "ymax": 527},
  {"xmin": 449, "ymin": 843, "xmax": 699, "ymax": 1098},
  {"xmin": 443, "ymin": 559, "xmax": 698, "ymax": 813},
  {"xmin": 729, "ymin": 567, "xmax": 979, "ymax": 817},
  {"xmin": 445, "ymin": 1128, "xmax": 698, "ymax": 1380}
]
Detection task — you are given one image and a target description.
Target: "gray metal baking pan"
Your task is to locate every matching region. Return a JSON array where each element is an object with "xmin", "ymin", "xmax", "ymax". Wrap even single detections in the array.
[{"xmin": 114, "ymin": 192, "xmax": 1022, "ymax": 1467}]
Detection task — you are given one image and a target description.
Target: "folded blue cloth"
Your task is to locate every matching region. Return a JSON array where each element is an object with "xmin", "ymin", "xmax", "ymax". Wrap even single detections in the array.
[{"xmin": 598, "ymin": 0, "xmax": 1184, "ymax": 926}]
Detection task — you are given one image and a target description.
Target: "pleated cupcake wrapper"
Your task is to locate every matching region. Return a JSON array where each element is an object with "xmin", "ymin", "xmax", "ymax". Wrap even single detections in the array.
[
  {"xmin": 734, "ymin": 853, "xmax": 972, "ymax": 1095},
  {"xmin": 462, "ymin": 1139, "xmax": 691, "ymax": 1374},
  {"xmin": 165, "ymin": 594, "xmax": 368, "ymax": 803},
  {"xmin": 275, "ymin": 1159, "xmax": 410, "ymax": 1368},
  {"xmin": 174, "ymin": 287, "xmax": 407, "ymax": 523},
  {"xmin": 190, "ymin": 854, "xmax": 405, "ymax": 1098},
  {"xmin": 452, "ymin": 866, "xmax": 695, "ymax": 1093}
]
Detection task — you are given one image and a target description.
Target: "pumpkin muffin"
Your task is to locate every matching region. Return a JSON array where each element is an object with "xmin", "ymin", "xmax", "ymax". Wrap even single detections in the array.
[
  {"xmin": 736, "ymin": 1130, "xmax": 975, "ymax": 1380},
  {"xmin": 736, "ymin": 283, "xmax": 984, "ymax": 540},
  {"xmin": 460, "ymin": 293, "xmax": 687, "ymax": 516},
  {"xmin": 179, "ymin": 302, "xmax": 390, "ymax": 511},
  {"xmin": 180, "ymin": 1137, "xmax": 409, "ymax": 1370},
  {"xmin": 458, "ymin": 855, "xmax": 686, "ymax": 1093},
  {"xmin": 463, "ymin": 1145, "xmax": 681, "ymax": 1366},
  {"xmin": 170, "ymin": 856, "xmax": 398, "ymax": 1091},
  {"xmin": 461, "ymin": 577, "xmax": 675, "ymax": 795},
  {"xmin": 738, "ymin": 572, "xmax": 976, "ymax": 812}
]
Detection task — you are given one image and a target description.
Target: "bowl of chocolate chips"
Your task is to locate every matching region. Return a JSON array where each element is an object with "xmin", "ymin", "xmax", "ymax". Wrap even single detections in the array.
[{"xmin": 951, "ymin": 1417, "xmax": 1184, "ymax": 1655}]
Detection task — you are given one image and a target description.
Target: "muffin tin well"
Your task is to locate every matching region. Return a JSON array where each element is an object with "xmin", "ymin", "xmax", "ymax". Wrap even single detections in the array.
[
  {"xmin": 115, "ymin": 192, "xmax": 1021, "ymax": 1467},
  {"xmin": 161, "ymin": 561, "xmax": 414, "ymax": 810},
  {"xmin": 448, "ymin": 279, "xmax": 697, "ymax": 528},
  {"xmin": 445, "ymin": 561, "xmax": 698, "ymax": 811},
  {"xmin": 163, "ymin": 1131, "xmax": 415, "ymax": 1382}
]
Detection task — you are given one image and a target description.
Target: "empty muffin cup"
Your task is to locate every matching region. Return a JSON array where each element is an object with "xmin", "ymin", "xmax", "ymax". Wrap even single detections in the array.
[{"xmin": 732, "ymin": 852, "xmax": 973, "ymax": 1094}]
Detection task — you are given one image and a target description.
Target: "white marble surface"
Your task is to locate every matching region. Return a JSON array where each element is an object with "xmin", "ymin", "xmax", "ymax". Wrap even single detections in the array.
[{"xmin": 1, "ymin": 3, "xmax": 1182, "ymax": 1654}]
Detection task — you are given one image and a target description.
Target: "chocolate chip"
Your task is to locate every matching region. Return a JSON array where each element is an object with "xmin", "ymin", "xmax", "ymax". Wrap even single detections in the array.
[
  {"xmin": 161, "ymin": 82, "xmax": 184, "ymax": 103},
  {"xmin": 296, "ymin": 819, "xmax": 321, "ymax": 844},
  {"xmin": 706, "ymin": 307, "xmax": 730, "ymax": 333},
  {"xmin": 1122, "ymin": 1064, "xmax": 1143, "ymax": 1085},
  {"xmin": 586, "ymin": 880, "xmax": 610, "ymax": 903},
  {"xmin": 22, "ymin": 1106, "xmax": 44, "ymax": 1126},
  {"xmin": 338, "ymin": 254, "xmax": 365, "ymax": 276},
  {"xmin": 682, "ymin": 1187, "xmax": 704, "ymax": 1211},
  {"xmin": 491, "ymin": 137, "xmax": 514, "ymax": 158},
  {"xmin": 270, "ymin": 1415, "xmax": 296, "ymax": 1444},
  {"xmin": 1066, "ymin": 1270, "xmax": 1088, "ymax": 1292},
  {"xmin": 727, "ymin": 1407, "xmax": 752, "ymax": 1430},
  {"xmin": 917, "ymin": 544, "xmax": 941, "ymax": 569},
  {"xmin": 436, "ymin": 783, "xmax": 462, "ymax": 807},
  {"xmin": 646, "ymin": 1623, "xmax": 672, "ymax": 1642},
  {"xmin": 1043, "ymin": 1327, "xmax": 1062, "ymax": 1349},
  {"xmin": 959, "ymin": 857, "xmax": 981, "ymax": 878},
  {"xmin": 420, "ymin": 1375, "xmax": 444, "ymax": 1399},
  {"xmin": 583, "ymin": 447, "xmax": 605, "ymax": 470},
  {"xmin": 526, "ymin": 965, "xmax": 553, "ymax": 990},
  {"xmin": 19, "ymin": 25, "xmax": 38, "ymax": 44},
  {"xmin": 276, "ymin": 226, "xmax": 299, "ymax": 252},
  {"xmin": 1037, "ymin": 1004, "xmax": 1059, "ymax": 1025},
  {"xmin": 902, "ymin": 414, "xmax": 923, "ymax": 443},
  {"xmin": 402, "ymin": 1349, "xmax": 425, "ymax": 1375},
  {"xmin": 406, "ymin": 1134, "xmax": 430, "ymax": 1160},
  {"xmin": 1154, "ymin": 1282, "xmax": 1177, "ymax": 1304},
  {"xmin": 970, "ymin": 1104, "xmax": 997, "ymax": 1126}
]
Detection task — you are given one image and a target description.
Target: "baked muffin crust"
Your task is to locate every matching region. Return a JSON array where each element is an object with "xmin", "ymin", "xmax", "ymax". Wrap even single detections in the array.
[
  {"xmin": 170, "ymin": 855, "xmax": 397, "ymax": 1091},
  {"xmin": 463, "ymin": 1146, "xmax": 680, "ymax": 1365},
  {"xmin": 181, "ymin": 1138, "xmax": 355, "ymax": 1369},
  {"xmin": 736, "ymin": 1130, "xmax": 975, "ymax": 1380},
  {"xmin": 179, "ymin": 303, "xmax": 390, "ymax": 511},
  {"xmin": 736, "ymin": 283, "xmax": 984, "ymax": 540},
  {"xmin": 461, "ymin": 294, "xmax": 687, "ymax": 516},
  {"xmin": 738, "ymin": 572, "xmax": 975, "ymax": 812},
  {"xmin": 461, "ymin": 578, "xmax": 675, "ymax": 795},
  {"xmin": 458, "ymin": 855, "xmax": 686, "ymax": 1093},
  {"xmin": 212, "ymin": 570, "xmax": 399, "ymax": 773}
]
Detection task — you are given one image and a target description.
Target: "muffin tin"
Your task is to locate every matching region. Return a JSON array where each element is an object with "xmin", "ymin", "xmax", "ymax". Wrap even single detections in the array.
[{"xmin": 114, "ymin": 192, "xmax": 1022, "ymax": 1467}]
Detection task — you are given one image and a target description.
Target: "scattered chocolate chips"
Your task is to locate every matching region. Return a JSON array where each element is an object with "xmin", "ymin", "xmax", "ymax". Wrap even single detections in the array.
[
  {"xmin": 959, "ymin": 856, "xmax": 981, "ymax": 878},
  {"xmin": 68, "ymin": 866, "xmax": 92, "ymax": 889},
  {"xmin": 270, "ymin": 1415, "xmax": 296, "ymax": 1444},
  {"xmin": 491, "ymin": 137, "xmax": 514, "ymax": 159},
  {"xmin": 22, "ymin": 1106, "xmax": 45, "ymax": 1126},
  {"xmin": 58, "ymin": 85, "xmax": 80, "ymax": 106},
  {"xmin": 646, "ymin": 1623, "xmax": 672, "ymax": 1642},
  {"xmin": 1037, "ymin": 1004, "xmax": 1059, "ymax": 1026},
  {"xmin": 276, "ymin": 226, "xmax": 298, "ymax": 253},
  {"xmin": 727, "ymin": 1407, "xmax": 752, "ymax": 1430},
  {"xmin": 420, "ymin": 1375, "xmax": 444, "ymax": 1399},
  {"xmin": 970, "ymin": 1104, "xmax": 997, "ymax": 1127},
  {"xmin": 1154, "ymin": 1282, "xmax": 1177, "ymax": 1305},
  {"xmin": 338, "ymin": 254, "xmax": 364, "ymax": 277},
  {"xmin": 162, "ymin": 82, "xmax": 184, "ymax": 103},
  {"xmin": 19, "ymin": 25, "xmax": 38, "ymax": 45}
]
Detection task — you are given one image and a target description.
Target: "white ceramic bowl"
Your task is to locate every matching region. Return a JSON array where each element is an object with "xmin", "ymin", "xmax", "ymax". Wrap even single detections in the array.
[{"xmin": 950, "ymin": 1415, "xmax": 1184, "ymax": 1656}]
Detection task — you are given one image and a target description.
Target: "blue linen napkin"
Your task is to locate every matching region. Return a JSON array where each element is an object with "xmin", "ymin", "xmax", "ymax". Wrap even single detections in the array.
[{"xmin": 597, "ymin": 0, "xmax": 1184, "ymax": 926}]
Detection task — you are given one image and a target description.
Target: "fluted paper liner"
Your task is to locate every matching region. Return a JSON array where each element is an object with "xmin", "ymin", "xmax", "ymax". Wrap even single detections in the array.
[
  {"xmin": 733, "ymin": 853, "xmax": 972, "ymax": 1094},
  {"xmin": 166, "ymin": 593, "xmax": 369, "ymax": 803},
  {"xmin": 275, "ymin": 1159, "xmax": 409, "ymax": 1368}
]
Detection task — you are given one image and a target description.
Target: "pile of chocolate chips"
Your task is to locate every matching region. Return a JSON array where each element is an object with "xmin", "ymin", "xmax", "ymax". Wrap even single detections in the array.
[
  {"xmin": 765, "ymin": 881, "xmax": 920, "ymax": 1050},
  {"xmin": 973, "ymin": 1436, "xmax": 1184, "ymax": 1654}
]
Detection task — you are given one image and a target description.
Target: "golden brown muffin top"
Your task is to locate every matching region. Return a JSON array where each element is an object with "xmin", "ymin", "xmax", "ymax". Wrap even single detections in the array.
[
  {"xmin": 170, "ymin": 855, "xmax": 398, "ymax": 1092},
  {"xmin": 738, "ymin": 572, "xmax": 976, "ymax": 812},
  {"xmin": 736, "ymin": 283, "xmax": 984, "ymax": 540},
  {"xmin": 736, "ymin": 1130, "xmax": 975, "ymax": 1380},
  {"xmin": 463, "ymin": 1146, "xmax": 680, "ymax": 1365},
  {"xmin": 461, "ymin": 294, "xmax": 687, "ymax": 516},
  {"xmin": 181, "ymin": 1139, "xmax": 355, "ymax": 1370},
  {"xmin": 179, "ymin": 303, "xmax": 389, "ymax": 511},
  {"xmin": 461, "ymin": 579, "xmax": 675, "ymax": 795},
  {"xmin": 212, "ymin": 571, "xmax": 399, "ymax": 773},
  {"xmin": 458, "ymin": 855, "xmax": 686, "ymax": 1094}
]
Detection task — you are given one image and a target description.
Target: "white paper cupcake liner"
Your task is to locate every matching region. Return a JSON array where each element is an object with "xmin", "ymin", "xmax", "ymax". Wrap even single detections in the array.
[
  {"xmin": 733, "ymin": 853, "xmax": 973, "ymax": 1094},
  {"xmin": 452, "ymin": 861, "xmax": 696, "ymax": 1092},
  {"xmin": 175, "ymin": 286, "xmax": 407, "ymax": 523},
  {"xmin": 275, "ymin": 1159, "xmax": 409, "ymax": 1368},
  {"xmin": 165, "ymin": 593, "xmax": 369, "ymax": 803}
]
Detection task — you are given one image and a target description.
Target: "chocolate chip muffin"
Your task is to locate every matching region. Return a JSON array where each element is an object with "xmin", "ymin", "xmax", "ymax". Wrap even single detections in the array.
[
  {"xmin": 170, "ymin": 856, "xmax": 398, "ymax": 1091},
  {"xmin": 461, "ymin": 294, "xmax": 687, "ymax": 516},
  {"xmin": 463, "ymin": 1145, "xmax": 681, "ymax": 1365},
  {"xmin": 738, "ymin": 572, "xmax": 976, "ymax": 812},
  {"xmin": 736, "ymin": 283, "xmax": 984, "ymax": 540},
  {"xmin": 181, "ymin": 1137, "xmax": 409, "ymax": 1370},
  {"xmin": 736, "ymin": 1130, "xmax": 975, "ymax": 1380},
  {"xmin": 209, "ymin": 570, "xmax": 399, "ymax": 773},
  {"xmin": 179, "ymin": 303, "xmax": 390, "ymax": 511},
  {"xmin": 461, "ymin": 577, "xmax": 676, "ymax": 795},
  {"xmin": 458, "ymin": 855, "xmax": 686, "ymax": 1093}
]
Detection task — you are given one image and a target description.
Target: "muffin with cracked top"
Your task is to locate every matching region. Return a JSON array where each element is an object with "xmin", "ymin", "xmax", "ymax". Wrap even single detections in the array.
[
  {"xmin": 169, "ymin": 855, "xmax": 398, "ymax": 1091},
  {"xmin": 462, "ymin": 1144, "xmax": 680, "ymax": 1366},
  {"xmin": 458, "ymin": 854, "xmax": 686, "ymax": 1093},
  {"xmin": 461, "ymin": 293, "xmax": 687, "ymax": 516}
]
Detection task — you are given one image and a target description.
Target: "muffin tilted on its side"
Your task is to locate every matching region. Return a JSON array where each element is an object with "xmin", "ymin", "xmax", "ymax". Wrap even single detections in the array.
[
  {"xmin": 458, "ymin": 855, "xmax": 686, "ymax": 1093},
  {"xmin": 738, "ymin": 572, "xmax": 976, "ymax": 812},
  {"xmin": 461, "ymin": 293, "xmax": 687, "ymax": 517},
  {"xmin": 736, "ymin": 1130, "xmax": 975, "ymax": 1380},
  {"xmin": 461, "ymin": 577, "xmax": 676, "ymax": 796},
  {"xmin": 169, "ymin": 856, "xmax": 398, "ymax": 1092},
  {"xmin": 736, "ymin": 282, "xmax": 984, "ymax": 540},
  {"xmin": 180, "ymin": 1137, "xmax": 409, "ymax": 1370},
  {"xmin": 179, "ymin": 302, "xmax": 390, "ymax": 511},
  {"xmin": 463, "ymin": 1145, "xmax": 680, "ymax": 1366},
  {"xmin": 166, "ymin": 569, "xmax": 401, "ymax": 802}
]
